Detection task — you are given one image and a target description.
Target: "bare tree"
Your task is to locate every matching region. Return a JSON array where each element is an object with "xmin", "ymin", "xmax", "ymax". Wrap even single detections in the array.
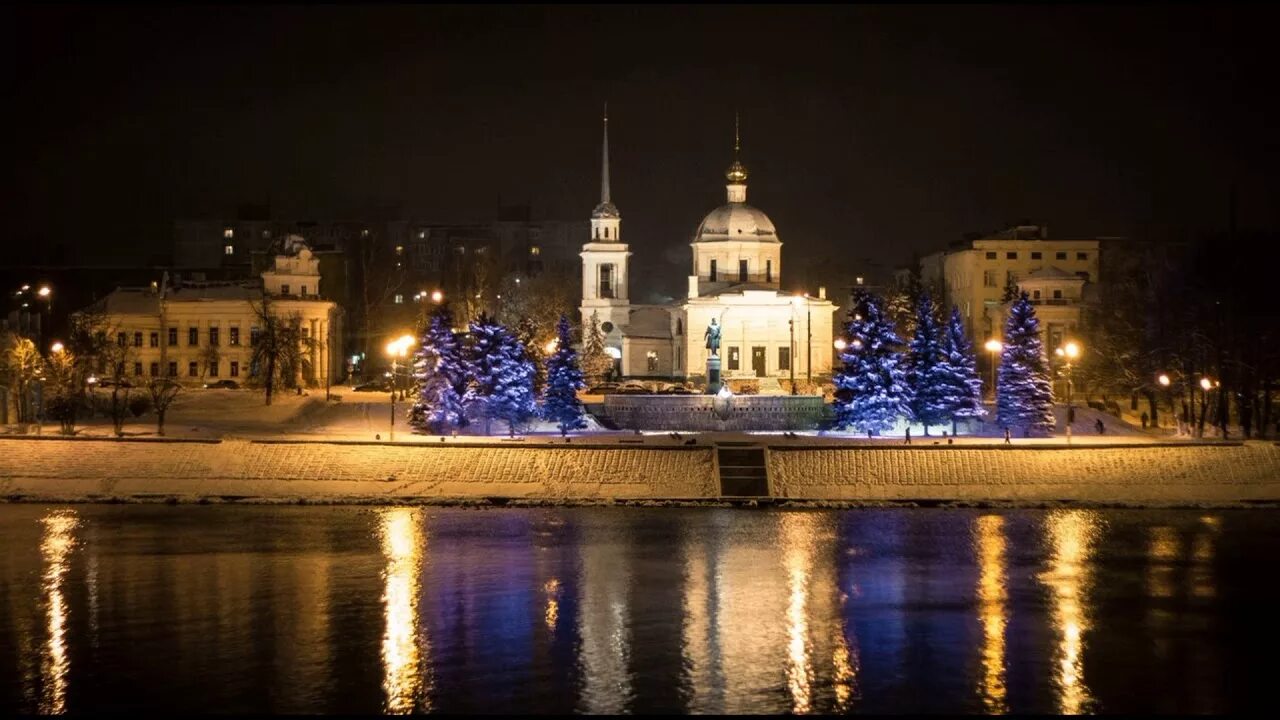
[
  {"xmin": 355, "ymin": 228, "xmax": 406, "ymax": 366},
  {"xmin": 197, "ymin": 344, "xmax": 221, "ymax": 383},
  {"xmin": 1, "ymin": 332, "xmax": 42, "ymax": 423},
  {"xmin": 147, "ymin": 378, "xmax": 181, "ymax": 436},
  {"xmin": 98, "ymin": 341, "xmax": 136, "ymax": 437},
  {"xmin": 249, "ymin": 291, "xmax": 314, "ymax": 405}
]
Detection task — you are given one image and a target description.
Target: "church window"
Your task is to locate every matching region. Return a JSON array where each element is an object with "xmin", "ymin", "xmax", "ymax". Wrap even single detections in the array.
[
  {"xmin": 739, "ymin": 259, "xmax": 748, "ymax": 282},
  {"xmin": 604, "ymin": 227, "xmax": 609, "ymax": 239},
  {"xmin": 779, "ymin": 347, "xmax": 791, "ymax": 371},
  {"xmin": 728, "ymin": 346, "xmax": 740, "ymax": 371},
  {"xmin": 601, "ymin": 321, "xmax": 614, "ymax": 333},
  {"xmin": 599, "ymin": 264, "xmax": 614, "ymax": 299},
  {"xmin": 766, "ymin": 260, "xmax": 773, "ymax": 283},
  {"xmin": 646, "ymin": 351, "xmax": 658, "ymax": 372},
  {"xmin": 709, "ymin": 259, "xmax": 717, "ymax": 282},
  {"xmin": 676, "ymin": 319, "xmax": 683, "ymax": 335}
]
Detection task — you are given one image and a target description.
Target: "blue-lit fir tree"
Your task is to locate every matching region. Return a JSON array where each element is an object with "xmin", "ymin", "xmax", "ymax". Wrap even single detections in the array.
[
  {"xmin": 408, "ymin": 304, "xmax": 468, "ymax": 434},
  {"xmin": 542, "ymin": 315, "xmax": 587, "ymax": 435},
  {"xmin": 939, "ymin": 305, "xmax": 985, "ymax": 434},
  {"xmin": 833, "ymin": 293, "xmax": 913, "ymax": 437},
  {"xmin": 466, "ymin": 313, "xmax": 538, "ymax": 436},
  {"xmin": 906, "ymin": 292, "xmax": 949, "ymax": 434},
  {"xmin": 996, "ymin": 293, "xmax": 1055, "ymax": 436}
]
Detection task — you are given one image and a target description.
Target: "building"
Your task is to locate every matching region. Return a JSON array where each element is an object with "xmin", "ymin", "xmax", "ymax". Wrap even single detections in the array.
[
  {"xmin": 579, "ymin": 113, "xmax": 838, "ymax": 390},
  {"xmin": 920, "ymin": 224, "xmax": 1101, "ymax": 351},
  {"xmin": 83, "ymin": 236, "xmax": 343, "ymax": 388}
]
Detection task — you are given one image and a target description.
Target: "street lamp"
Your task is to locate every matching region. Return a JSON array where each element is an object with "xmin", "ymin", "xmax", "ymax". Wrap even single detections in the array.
[
  {"xmin": 833, "ymin": 338, "xmax": 847, "ymax": 351},
  {"xmin": 1054, "ymin": 341, "xmax": 1082, "ymax": 441},
  {"xmin": 431, "ymin": 290, "xmax": 444, "ymax": 304},
  {"xmin": 984, "ymin": 339, "xmax": 1002, "ymax": 401},
  {"xmin": 385, "ymin": 334, "xmax": 415, "ymax": 441},
  {"xmin": 788, "ymin": 296, "xmax": 802, "ymax": 395},
  {"xmin": 50, "ymin": 341, "xmax": 64, "ymax": 354}
]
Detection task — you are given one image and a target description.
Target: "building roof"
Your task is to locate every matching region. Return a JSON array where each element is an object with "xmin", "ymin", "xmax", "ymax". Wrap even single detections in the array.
[
  {"xmin": 623, "ymin": 306, "xmax": 673, "ymax": 339},
  {"xmin": 694, "ymin": 203, "xmax": 779, "ymax": 243}
]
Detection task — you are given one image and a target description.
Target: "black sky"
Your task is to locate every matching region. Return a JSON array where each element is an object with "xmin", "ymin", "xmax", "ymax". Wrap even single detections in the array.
[{"xmin": 8, "ymin": 4, "xmax": 1278, "ymax": 295}]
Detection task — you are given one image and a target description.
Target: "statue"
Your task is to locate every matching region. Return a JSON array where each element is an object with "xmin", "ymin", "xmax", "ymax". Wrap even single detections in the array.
[{"xmin": 704, "ymin": 318, "xmax": 721, "ymax": 356}]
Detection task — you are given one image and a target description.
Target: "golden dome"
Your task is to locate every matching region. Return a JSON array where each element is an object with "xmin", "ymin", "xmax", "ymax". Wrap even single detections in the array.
[{"xmin": 725, "ymin": 159, "xmax": 748, "ymax": 184}]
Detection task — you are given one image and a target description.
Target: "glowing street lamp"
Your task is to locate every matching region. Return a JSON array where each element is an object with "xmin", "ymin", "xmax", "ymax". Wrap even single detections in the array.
[
  {"xmin": 37, "ymin": 286, "xmax": 51, "ymax": 298},
  {"xmin": 1158, "ymin": 373, "xmax": 1171, "ymax": 387},
  {"xmin": 1199, "ymin": 377, "xmax": 1212, "ymax": 392},
  {"xmin": 430, "ymin": 290, "xmax": 444, "ymax": 304},
  {"xmin": 1054, "ymin": 340, "xmax": 1083, "ymax": 440},
  {"xmin": 833, "ymin": 338, "xmax": 847, "ymax": 351},
  {"xmin": 543, "ymin": 338, "xmax": 559, "ymax": 355},
  {"xmin": 50, "ymin": 341, "xmax": 64, "ymax": 354},
  {"xmin": 984, "ymin": 339, "xmax": 1002, "ymax": 401},
  {"xmin": 385, "ymin": 334, "xmax": 415, "ymax": 440}
]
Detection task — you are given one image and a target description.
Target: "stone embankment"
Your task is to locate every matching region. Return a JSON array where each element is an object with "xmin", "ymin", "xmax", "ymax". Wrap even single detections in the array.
[{"xmin": 0, "ymin": 436, "xmax": 1277, "ymax": 506}]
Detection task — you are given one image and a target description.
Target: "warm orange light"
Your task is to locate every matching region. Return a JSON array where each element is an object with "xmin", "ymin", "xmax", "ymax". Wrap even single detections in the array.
[
  {"xmin": 37, "ymin": 286, "xmax": 51, "ymax": 298},
  {"xmin": 1157, "ymin": 374, "xmax": 1170, "ymax": 387},
  {"xmin": 430, "ymin": 290, "xmax": 443, "ymax": 304},
  {"xmin": 833, "ymin": 339, "xmax": 847, "ymax": 350},
  {"xmin": 50, "ymin": 341, "xmax": 64, "ymax": 353},
  {"xmin": 1199, "ymin": 377, "xmax": 1212, "ymax": 391},
  {"xmin": 985, "ymin": 339, "xmax": 1003, "ymax": 353}
]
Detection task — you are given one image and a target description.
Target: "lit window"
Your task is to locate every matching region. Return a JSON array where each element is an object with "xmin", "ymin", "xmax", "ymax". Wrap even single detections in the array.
[
  {"xmin": 646, "ymin": 351, "xmax": 658, "ymax": 372},
  {"xmin": 530, "ymin": 246, "xmax": 541, "ymax": 256},
  {"xmin": 395, "ymin": 245, "xmax": 404, "ymax": 255},
  {"xmin": 855, "ymin": 276, "xmax": 864, "ymax": 285},
  {"xmin": 362, "ymin": 229, "xmax": 370, "ymax": 237},
  {"xmin": 418, "ymin": 231, "xmax": 426, "ymax": 239},
  {"xmin": 223, "ymin": 228, "xmax": 234, "ymax": 239},
  {"xmin": 394, "ymin": 294, "xmax": 404, "ymax": 304},
  {"xmin": 224, "ymin": 244, "xmax": 235, "ymax": 255}
]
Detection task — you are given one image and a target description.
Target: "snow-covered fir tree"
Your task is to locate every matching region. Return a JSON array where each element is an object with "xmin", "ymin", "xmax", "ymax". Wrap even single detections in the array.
[
  {"xmin": 905, "ymin": 292, "xmax": 950, "ymax": 434},
  {"xmin": 465, "ymin": 313, "xmax": 538, "ymax": 436},
  {"xmin": 542, "ymin": 315, "xmax": 587, "ymax": 435},
  {"xmin": 996, "ymin": 293, "xmax": 1056, "ymax": 436},
  {"xmin": 408, "ymin": 304, "xmax": 468, "ymax": 434},
  {"xmin": 580, "ymin": 310, "xmax": 612, "ymax": 384},
  {"xmin": 833, "ymin": 293, "xmax": 913, "ymax": 437},
  {"xmin": 939, "ymin": 305, "xmax": 985, "ymax": 434}
]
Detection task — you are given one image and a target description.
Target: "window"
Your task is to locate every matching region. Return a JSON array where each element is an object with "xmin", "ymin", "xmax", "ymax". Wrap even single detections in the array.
[
  {"xmin": 229, "ymin": 327, "xmax": 240, "ymax": 346},
  {"xmin": 1056, "ymin": 251, "xmax": 1067, "ymax": 260},
  {"xmin": 150, "ymin": 332, "xmax": 159, "ymax": 348},
  {"xmin": 646, "ymin": 351, "xmax": 658, "ymax": 372},
  {"xmin": 281, "ymin": 284, "xmax": 290, "ymax": 295},
  {"xmin": 230, "ymin": 361, "xmax": 240, "ymax": 377},
  {"xmin": 529, "ymin": 246, "xmax": 541, "ymax": 256},
  {"xmin": 779, "ymin": 346, "xmax": 791, "ymax": 371},
  {"xmin": 394, "ymin": 294, "xmax": 404, "ymax": 304},
  {"xmin": 209, "ymin": 327, "xmax": 219, "ymax": 346},
  {"xmin": 117, "ymin": 332, "xmax": 127, "ymax": 347},
  {"xmin": 728, "ymin": 346, "xmax": 740, "ymax": 371},
  {"xmin": 150, "ymin": 362, "xmax": 160, "ymax": 377},
  {"xmin": 599, "ymin": 265, "xmax": 614, "ymax": 299},
  {"xmin": 208, "ymin": 361, "xmax": 219, "ymax": 378},
  {"xmin": 1076, "ymin": 252, "xmax": 1088, "ymax": 260},
  {"xmin": 262, "ymin": 230, "xmax": 271, "ymax": 239},
  {"xmin": 604, "ymin": 227, "xmax": 609, "ymax": 239},
  {"xmin": 1033, "ymin": 290, "xmax": 1041, "ymax": 299},
  {"xmin": 1053, "ymin": 289, "xmax": 1063, "ymax": 299},
  {"xmin": 709, "ymin": 259, "xmax": 718, "ymax": 282},
  {"xmin": 188, "ymin": 362, "xmax": 198, "ymax": 377},
  {"xmin": 133, "ymin": 332, "xmax": 143, "ymax": 347},
  {"xmin": 167, "ymin": 362, "xmax": 178, "ymax": 377},
  {"xmin": 1006, "ymin": 251, "xmax": 1018, "ymax": 260},
  {"xmin": 766, "ymin": 259, "xmax": 773, "ymax": 283},
  {"xmin": 986, "ymin": 251, "xmax": 997, "ymax": 260},
  {"xmin": 133, "ymin": 362, "xmax": 143, "ymax": 376},
  {"xmin": 418, "ymin": 231, "xmax": 426, "ymax": 239},
  {"xmin": 739, "ymin": 259, "xmax": 748, "ymax": 282},
  {"xmin": 983, "ymin": 270, "xmax": 998, "ymax": 287},
  {"xmin": 250, "ymin": 328, "xmax": 260, "ymax": 347},
  {"xmin": 223, "ymin": 228, "xmax": 234, "ymax": 239},
  {"xmin": 395, "ymin": 245, "xmax": 404, "ymax": 255},
  {"xmin": 1031, "ymin": 251, "xmax": 1042, "ymax": 260},
  {"xmin": 301, "ymin": 327, "xmax": 310, "ymax": 339},
  {"xmin": 224, "ymin": 244, "xmax": 235, "ymax": 256},
  {"xmin": 188, "ymin": 327, "xmax": 199, "ymax": 346},
  {"xmin": 168, "ymin": 327, "xmax": 178, "ymax": 345},
  {"xmin": 300, "ymin": 285, "xmax": 308, "ymax": 297}
]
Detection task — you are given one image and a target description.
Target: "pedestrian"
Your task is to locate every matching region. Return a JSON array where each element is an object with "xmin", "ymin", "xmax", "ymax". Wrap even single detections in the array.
[
  {"xmin": 1095, "ymin": 418, "xmax": 1105, "ymax": 435},
  {"xmin": 1141, "ymin": 411, "xmax": 1149, "ymax": 429},
  {"xmin": 905, "ymin": 427, "xmax": 911, "ymax": 445},
  {"xmin": 1003, "ymin": 427, "xmax": 1012, "ymax": 444}
]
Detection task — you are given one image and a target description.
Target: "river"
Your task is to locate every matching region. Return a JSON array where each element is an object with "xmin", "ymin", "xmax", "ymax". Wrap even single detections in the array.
[{"xmin": 0, "ymin": 504, "xmax": 1273, "ymax": 714}]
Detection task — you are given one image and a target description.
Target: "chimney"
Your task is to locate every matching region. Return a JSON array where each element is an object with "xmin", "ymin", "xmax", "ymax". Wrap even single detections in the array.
[{"xmin": 688, "ymin": 275, "xmax": 699, "ymax": 299}]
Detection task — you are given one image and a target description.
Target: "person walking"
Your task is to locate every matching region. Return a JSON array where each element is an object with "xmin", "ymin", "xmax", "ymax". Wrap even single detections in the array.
[
  {"xmin": 905, "ymin": 427, "xmax": 912, "ymax": 445},
  {"xmin": 1095, "ymin": 418, "xmax": 1105, "ymax": 435},
  {"xmin": 1141, "ymin": 411, "xmax": 1149, "ymax": 430},
  {"xmin": 1003, "ymin": 427, "xmax": 1012, "ymax": 445}
]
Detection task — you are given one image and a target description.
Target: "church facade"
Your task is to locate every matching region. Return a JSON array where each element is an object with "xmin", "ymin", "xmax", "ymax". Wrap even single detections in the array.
[{"xmin": 579, "ymin": 114, "xmax": 837, "ymax": 390}]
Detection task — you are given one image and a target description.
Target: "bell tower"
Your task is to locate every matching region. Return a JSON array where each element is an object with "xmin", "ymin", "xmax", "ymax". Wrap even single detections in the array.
[{"xmin": 580, "ymin": 104, "xmax": 631, "ymax": 336}]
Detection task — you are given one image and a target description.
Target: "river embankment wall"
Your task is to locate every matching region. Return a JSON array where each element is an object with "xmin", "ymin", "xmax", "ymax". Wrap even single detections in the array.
[{"xmin": 0, "ymin": 436, "xmax": 1276, "ymax": 506}]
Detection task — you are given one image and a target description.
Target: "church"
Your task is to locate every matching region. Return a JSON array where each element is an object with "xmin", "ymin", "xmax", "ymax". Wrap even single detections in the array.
[{"xmin": 579, "ymin": 112, "xmax": 837, "ymax": 391}]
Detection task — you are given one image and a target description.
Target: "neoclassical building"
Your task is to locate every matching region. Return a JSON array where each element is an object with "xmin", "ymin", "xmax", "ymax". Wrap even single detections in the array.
[
  {"xmin": 580, "ymin": 114, "xmax": 836, "ymax": 389},
  {"xmin": 85, "ymin": 236, "xmax": 343, "ymax": 388}
]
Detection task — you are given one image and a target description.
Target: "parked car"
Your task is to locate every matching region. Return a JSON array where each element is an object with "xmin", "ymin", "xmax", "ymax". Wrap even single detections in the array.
[
  {"xmin": 585, "ymin": 382, "xmax": 621, "ymax": 395},
  {"xmin": 664, "ymin": 385, "xmax": 696, "ymax": 395},
  {"xmin": 97, "ymin": 379, "xmax": 135, "ymax": 389},
  {"xmin": 616, "ymin": 382, "xmax": 651, "ymax": 395},
  {"xmin": 352, "ymin": 380, "xmax": 391, "ymax": 392},
  {"xmin": 203, "ymin": 380, "xmax": 240, "ymax": 389}
]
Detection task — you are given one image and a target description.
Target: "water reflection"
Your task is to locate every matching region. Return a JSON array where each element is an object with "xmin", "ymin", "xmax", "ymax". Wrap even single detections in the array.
[
  {"xmin": 39, "ymin": 509, "xmax": 79, "ymax": 715},
  {"xmin": 576, "ymin": 523, "xmax": 632, "ymax": 713},
  {"xmin": 975, "ymin": 514, "xmax": 1008, "ymax": 714},
  {"xmin": 378, "ymin": 508, "xmax": 429, "ymax": 714},
  {"xmin": 1190, "ymin": 516, "xmax": 1219, "ymax": 599},
  {"xmin": 1041, "ymin": 510, "xmax": 1102, "ymax": 715},
  {"xmin": 782, "ymin": 513, "xmax": 816, "ymax": 713}
]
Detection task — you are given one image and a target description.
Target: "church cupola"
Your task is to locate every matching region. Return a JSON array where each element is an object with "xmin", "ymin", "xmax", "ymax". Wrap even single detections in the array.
[
  {"xmin": 590, "ymin": 105, "xmax": 621, "ymax": 242},
  {"xmin": 725, "ymin": 113, "xmax": 748, "ymax": 203}
]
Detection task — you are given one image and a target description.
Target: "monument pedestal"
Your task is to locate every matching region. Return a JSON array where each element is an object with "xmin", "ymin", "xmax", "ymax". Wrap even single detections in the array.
[{"xmin": 705, "ymin": 356, "xmax": 722, "ymax": 395}]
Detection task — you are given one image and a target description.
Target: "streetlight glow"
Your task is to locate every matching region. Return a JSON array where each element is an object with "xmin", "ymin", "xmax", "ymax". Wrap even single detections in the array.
[
  {"xmin": 984, "ymin": 339, "xmax": 1003, "ymax": 353},
  {"xmin": 431, "ymin": 290, "xmax": 443, "ymax": 304},
  {"xmin": 1158, "ymin": 373, "xmax": 1171, "ymax": 387},
  {"xmin": 1200, "ymin": 377, "xmax": 1212, "ymax": 391},
  {"xmin": 50, "ymin": 342, "xmax": 64, "ymax": 353},
  {"xmin": 833, "ymin": 338, "xmax": 847, "ymax": 351},
  {"xmin": 37, "ymin": 286, "xmax": 51, "ymax": 298},
  {"xmin": 543, "ymin": 339, "xmax": 558, "ymax": 355}
]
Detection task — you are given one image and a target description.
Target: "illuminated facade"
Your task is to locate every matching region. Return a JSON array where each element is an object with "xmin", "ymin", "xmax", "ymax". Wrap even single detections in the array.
[{"xmin": 579, "ymin": 113, "xmax": 837, "ymax": 387}]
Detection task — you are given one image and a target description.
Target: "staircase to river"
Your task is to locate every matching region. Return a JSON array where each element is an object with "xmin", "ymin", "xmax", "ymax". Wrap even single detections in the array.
[{"xmin": 715, "ymin": 443, "xmax": 771, "ymax": 497}]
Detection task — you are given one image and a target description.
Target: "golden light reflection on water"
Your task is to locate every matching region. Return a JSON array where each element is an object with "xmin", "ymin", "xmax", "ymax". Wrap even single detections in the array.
[
  {"xmin": 831, "ymin": 589, "xmax": 858, "ymax": 712},
  {"xmin": 1147, "ymin": 526, "xmax": 1180, "ymax": 600},
  {"xmin": 976, "ymin": 515, "xmax": 1009, "ymax": 714},
  {"xmin": 544, "ymin": 578, "xmax": 560, "ymax": 632},
  {"xmin": 782, "ymin": 514, "xmax": 816, "ymax": 714},
  {"xmin": 1041, "ymin": 510, "xmax": 1102, "ymax": 715},
  {"xmin": 1191, "ymin": 516, "xmax": 1220, "ymax": 599},
  {"xmin": 39, "ymin": 509, "xmax": 79, "ymax": 716},
  {"xmin": 378, "ymin": 508, "xmax": 429, "ymax": 714},
  {"xmin": 577, "ymin": 526, "xmax": 632, "ymax": 714}
]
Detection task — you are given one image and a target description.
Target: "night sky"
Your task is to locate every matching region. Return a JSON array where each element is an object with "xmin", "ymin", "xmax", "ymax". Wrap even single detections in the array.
[{"xmin": 8, "ymin": 5, "xmax": 1278, "ymax": 294}]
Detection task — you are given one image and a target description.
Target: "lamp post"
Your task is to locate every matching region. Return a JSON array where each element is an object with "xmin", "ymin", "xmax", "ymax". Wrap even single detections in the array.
[
  {"xmin": 788, "ymin": 296, "xmax": 801, "ymax": 395},
  {"xmin": 1054, "ymin": 341, "xmax": 1081, "ymax": 442},
  {"xmin": 1157, "ymin": 373, "xmax": 1173, "ymax": 431},
  {"xmin": 385, "ymin": 334, "xmax": 414, "ymax": 441},
  {"xmin": 984, "ymin": 339, "xmax": 1002, "ymax": 401}
]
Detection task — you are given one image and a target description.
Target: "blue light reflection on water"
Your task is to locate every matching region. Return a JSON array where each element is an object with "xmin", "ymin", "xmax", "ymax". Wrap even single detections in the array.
[{"xmin": 0, "ymin": 504, "xmax": 1268, "ymax": 714}]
